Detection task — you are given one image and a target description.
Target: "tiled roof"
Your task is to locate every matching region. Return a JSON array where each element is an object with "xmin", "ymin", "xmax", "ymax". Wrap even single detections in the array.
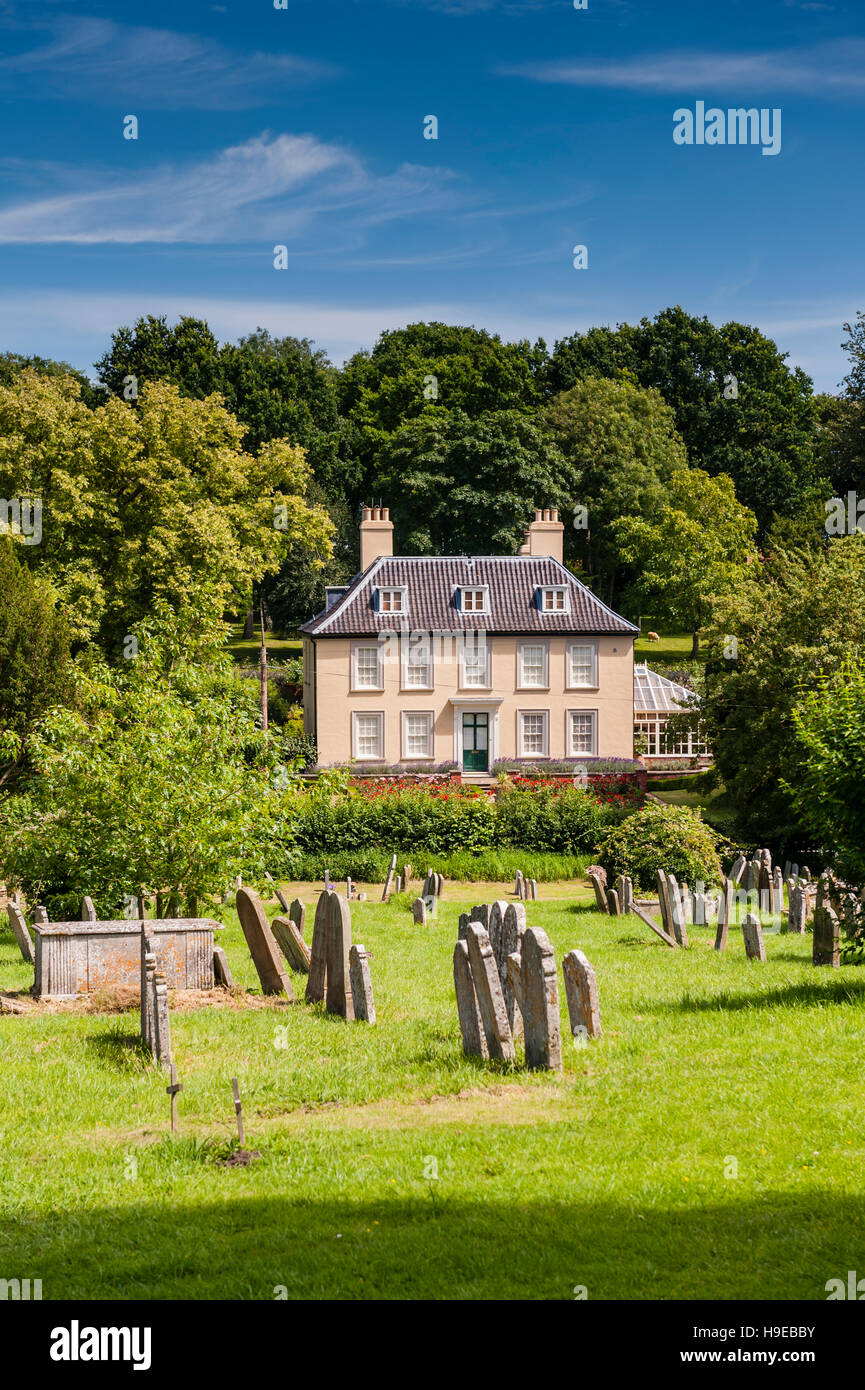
[
  {"xmin": 301, "ymin": 556, "xmax": 638, "ymax": 637},
  {"xmin": 634, "ymin": 664, "xmax": 700, "ymax": 714}
]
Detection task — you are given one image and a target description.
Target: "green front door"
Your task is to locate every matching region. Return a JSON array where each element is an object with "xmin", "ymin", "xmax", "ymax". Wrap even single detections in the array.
[{"xmin": 462, "ymin": 712, "xmax": 489, "ymax": 772}]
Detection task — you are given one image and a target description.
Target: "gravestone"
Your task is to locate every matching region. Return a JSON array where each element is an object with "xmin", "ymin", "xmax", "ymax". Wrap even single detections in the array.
[
  {"xmin": 758, "ymin": 862, "xmax": 773, "ymax": 915},
  {"xmin": 7, "ymin": 904, "xmax": 35, "ymax": 965},
  {"xmin": 32, "ymin": 905, "xmax": 49, "ymax": 926},
  {"xmin": 38, "ymin": 919, "xmax": 221, "ymax": 1000},
  {"xmin": 235, "ymin": 889, "xmax": 294, "ymax": 998},
  {"xmin": 272, "ymin": 914, "xmax": 311, "ymax": 973},
  {"xmin": 506, "ymin": 927, "xmax": 561, "ymax": 1071},
  {"xmin": 743, "ymin": 913, "xmax": 766, "ymax": 962},
  {"xmin": 402, "ymin": 863, "xmax": 413, "ymax": 886},
  {"xmin": 715, "ymin": 878, "xmax": 734, "ymax": 951},
  {"xmin": 666, "ymin": 875, "xmax": 689, "ymax": 947},
  {"xmin": 325, "ymin": 891, "xmax": 354, "ymax": 1019},
  {"xmin": 489, "ymin": 901, "xmax": 523, "ymax": 1041},
  {"xmin": 802, "ymin": 866, "xmax": 812, "ymax": 883},
  {"xmin": 381, "ymin": 854, "xmax": 398, "ymax": 902},
  {"xmin": 80, "ymin": 897, "xmax": 96, "ymax": 922},
  {"xmin": 813, "ymin": 899, "xmax": 840, "ymax": 968},
  {"xmin": 619, "ymin": 876, "xmax": 634, "ymax": 915},
  {"xmin": 468, "ymin": 904, "xmax": 490, "ymax": 931},
  {"xmin": 730, "ymin": 855, "xmax": 746, "ymax": 886},
  {"xmin": 140, "ymin": 934, "xmax": 156, "ymax": 1050},
  {"xmin": 787, "ymin": 880, "xmax": 807, "ymax": 934},
  {"xmin": 606, "ymin": 887, "xmax": 621, "ymax": 916},
  {"xmin": 453, "ymin": 939, "xmax": 488, "ymax": 1058},
  {"xmin": 562, "ymin": 948, "xmax": 602, "ymax": 1039},
  {"xmin": 349, "ymin": 944, "xmax": 375, "ymax": 1023},
  {"xmin": 588, "ymin": 870, "xmax": 609, "ymax": 914},
  {"xmin": 412, "ymin": 897, "xmax": 427, "ymax": 925},
  {"xmin": 213, "ymin": 945, "xmax": 234, "ymax": 989},
  {"xmin": 529, "ymin": 879, "xmax": 538, "ymax": 901},
  {"xmin": 656, "ymin": 870, "xmax": 674, "ymax": 940},
  {"xmin": 346, "ymin": 875, "xmax": 354, "ymax": 900},
  {"xmin": 153, "ymin": 970, "xmax": 172, "ymax": 1066},
  {"xmin": 305, "ymin": 892, "xmax": 330, "ymax": 1003},
  {"xmin": 289, "ymin": 898, "xmax": 306, "ymax": 939},
  {"xmin": 265, "ymin": 872, "xmax": 291, "ymax": 914},
  {"xmin": 772, "ymin": 866, "xmax": 784, "ymax": 916},
  {"xmin": 679, "ymin": 881, "xmax": 692, "ymax": 924},
  {"xmin": 514, "ymin": 870, "xmax": 524, "ymax": 896},
  {"xmin": 465, "ymin": 923, "xmax": 515, "ymax": 1062}
]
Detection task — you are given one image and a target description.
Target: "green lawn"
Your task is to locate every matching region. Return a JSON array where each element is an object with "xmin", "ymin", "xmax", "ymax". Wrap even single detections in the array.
[
  {"xmin": 225, "ymin": 623, "xmax": 302, "ymax": 665},
  {"xmin": 2, "ymin": 884, "xmax": 863, "ymax": 1301},
  {"xmin": 635, "ymin": 626, "xmax": 701, "ymax": 665}
]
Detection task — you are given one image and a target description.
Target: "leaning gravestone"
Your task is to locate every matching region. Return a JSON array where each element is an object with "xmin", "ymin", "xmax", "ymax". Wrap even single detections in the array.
[
  {"xmin": 272, "ymin": 914, "xmax": 311, "ymax": 974},
  {"xmin": 235, "ymin": 889, "xmax": 294, "ymax": 998},
  {"xmin": 289, "ymin": 898, "xmax": 306, "ymax": 938},
  {"xmin": 81, "ymin": 896, "xmax": 95, "ymax": 921},
  {"xmin": 265, "ymin": 871, "xmax": 291, "ymax": 914},
  {"xmin": 465, "ymin": 923, "xmax": 515, "ymax": 1062},
  {"xmin": 412, "ymin": 898, "xmax": 427, "ymax": 925},
  {"xmin": 381, "ymin": 854, "xmax": 398, "ymax": 903},
  {"xmin": 666, "ymin": 875, "xmax": 689, "ymax": 948},
  {"xmin": 305, "ymin": 892, "xmax": 330, "ymax": 1003},
  {"xmin": 656, "ymin": 870, "xmax": 674, "ymax": 939},
  {"xmin": 729, "ymin": 855, "xmax": 746, "ymax": 887},
  {"xmin": 7, "ymin": 904, "xmax": 35, "ymax": 966},
  {"xmin": 453, "ymin": 939, "xmax": 488, "ymax": 1058},
  {"xmin": 743, "ymin": 913, "xmax": 766, "ymax": 962},
  {"xmin": 348, "ymin": 944, "xmax": 375, "ymax": 1024},
  {"xmin": 213, "ymin": 945, "xmax": 234, "ymax": 988},
  {"xmin": 506, "ymin": 927, "xmax": 561, "ymax": 1071},
  {"xmin": 588, "ymin": 870, "xmax": 609, "ymax": 914},
  {"xmin": 489, "ymin": 901, "xmax": 523, "ymax": 1040},
  {"xmin": 325, "ymin": 892, "xmax": 354, "ymax": 1020},
  {"xmin": 562, "ymin": 949, "xmax": 602, "ymax": 1039}
]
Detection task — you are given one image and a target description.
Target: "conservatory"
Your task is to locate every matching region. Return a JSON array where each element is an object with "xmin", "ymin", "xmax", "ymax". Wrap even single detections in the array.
[{"xmin": 633, "ymin": 663, "xmax": 710, "ymax": 764}]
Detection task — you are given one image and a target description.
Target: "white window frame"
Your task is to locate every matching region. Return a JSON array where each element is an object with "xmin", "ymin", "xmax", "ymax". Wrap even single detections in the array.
[
  {"xmin": 538, "ymin": 586, "xmax": 570, "ymax": 614},
  {"xmin": 377, "ymin": 586, "xmax": 408, "ymax": 615},
  {"xmin": 567, "ymin": 708, "xmax": 598, "ymax": 757},
  {"xmin": 400, "ymin": 631, "xmax": 434, "ymax": 691},
  {"xmin": 352, "ymin": 710, "xmax": 385, "ymax": 761},
  {"xmin": 517, "ymin": 640, "xmax": 549, "ymax": 690},
  {"xmin": 458, "ymin": 586, "xmax": 489, "ymax": 614},
  {"xmin": 567, "ymin": 640, "xmax": 599, "ymax": 690},
  {"xmin": 459, "ymin": 635, "xmax": 491, "ymax": 690},
  {"xmin": 401, "ymin": 710, "xmax": 434, "ymax": 761},
  {"xmin": 351, "ymin": 641, "xmax": 384, "ymax": 692},
  {"xmin": 518, "ymin": 709, "xmax": 550, "ymax": 758}
]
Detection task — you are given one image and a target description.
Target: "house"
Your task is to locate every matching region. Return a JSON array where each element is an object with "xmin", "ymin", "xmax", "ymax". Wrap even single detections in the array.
[{"xmin": 300, "ymin": 506, "xmax": 639, "ymax": 774}]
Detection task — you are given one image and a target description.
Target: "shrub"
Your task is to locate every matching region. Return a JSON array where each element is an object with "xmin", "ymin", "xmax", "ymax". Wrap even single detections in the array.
[
  {"xmin": 597, "ymin": 801, "xmax": 721, "ymax": 892},
  {"xmin": 494, "ymin": 783, "xmax": 614, "ymax": 854}
]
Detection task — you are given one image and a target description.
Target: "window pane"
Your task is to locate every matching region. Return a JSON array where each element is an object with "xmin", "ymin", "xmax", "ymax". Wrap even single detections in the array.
[
  {"xmin": 522, "ymin": 712, "xmax": 546, "ymax": 754},
  {"xmin": 356, "ymin": 715, "xmax": 381, "ymax": 757},
  {"xmin": 463, "ymin": 645, "xmax": 487, "ymax": 686},
  {"xmin": 570, "ymin": 713, "xmax": 594, "ymax": 754},
  {"xmin": 521, "ymin": 646, "xmax": 545, "ymax": 686},
  {"xmin": 570, "ymin": 645, "xmax": 594, "ymax": 686},
  {"xmin": 356, "ymin": 647, "xmax": 379, "ymax": 686},
  {"xmin": 406, "ymin": 714, "xmax": 430, "ymax": 756}
]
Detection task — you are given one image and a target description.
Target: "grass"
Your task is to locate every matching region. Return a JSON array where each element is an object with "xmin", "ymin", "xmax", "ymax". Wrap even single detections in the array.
[
  {"xmin": 225, "ymin": 622, "xmax": 302, "ymax": 666},
  {"xmin": 2, "ymin": 882, "xmax": 864, "ymax": 1301},
  {"xmin": 634, "ymin": 626, "xmax": 702, "ymax": 665}
]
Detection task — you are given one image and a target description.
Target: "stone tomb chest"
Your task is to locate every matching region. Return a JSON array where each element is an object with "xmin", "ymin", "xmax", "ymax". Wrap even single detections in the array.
[{"xmin": 33, "ymin": 918, "xmax": 222, "ymax": 999}]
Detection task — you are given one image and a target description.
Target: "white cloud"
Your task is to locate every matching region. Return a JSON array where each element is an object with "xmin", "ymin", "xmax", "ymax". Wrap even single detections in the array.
[
  {"xmin": 0, "ymin": 133, "xmax": 459, "ymax": 245},
  {"xmin": 501, "ymin": 40, "xmax": 865, "ymax": 97},
  {"xmin": 0, "ymin": 15, "xmax": 332, "ymax": 108}
]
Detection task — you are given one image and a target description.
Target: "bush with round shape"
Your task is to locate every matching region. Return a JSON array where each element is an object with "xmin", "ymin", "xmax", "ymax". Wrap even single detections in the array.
[{"xmin": 597, "ymin": 801, "xmax": 721, "ymax": 893}]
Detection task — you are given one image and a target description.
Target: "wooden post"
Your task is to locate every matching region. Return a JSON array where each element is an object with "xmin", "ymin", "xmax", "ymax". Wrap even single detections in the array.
[
  {"xmin": 259, "ymin": 596, "xmax": 268, "ymax": 732},
  {"xmin": 231, "ymin": 1077, "xmax": 245, "ymax": 1147},
  {"xmin": 166, "ymin": 1063, "xmax": 182, "ymax": 1135}
]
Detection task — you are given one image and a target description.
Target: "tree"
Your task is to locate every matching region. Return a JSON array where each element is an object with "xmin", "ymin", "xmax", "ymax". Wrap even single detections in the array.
[
  {"xmin": 0, "ymin": 370, "xmax": 333, "ymax": 651},
  {"xmin": 377, "ymin": 408, "xmax": 568, "ymax": 556},
  {"xmin": 543, "ymin": 376, "xmax": 688, "ymax": 603},
  {"xmin": 784, "ymin": 659, "xmax": 865, "ymax": 884},
  {"xmin": 547, "ymin": 307, "xmax": 819, "ymax": 529},
  {"xmin": 0, "ymin": 539, "xmax": 75, "ymax": 787},
  {"xmin": 618, "ymin": 469, "xmax": 758, "ymax": 656},
  {"xmin": 0, "ymin": 612, "xmax": 298, "ymax": 916},
  {"xmin": 701, "ymin": 533, "xmax": 865, "ymax": 849}
]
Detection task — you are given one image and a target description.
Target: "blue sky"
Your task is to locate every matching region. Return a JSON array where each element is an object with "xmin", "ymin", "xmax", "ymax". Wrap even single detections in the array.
[{"xmin": 0, "ymin": 0, "xmax": 862, "ymax": 390}]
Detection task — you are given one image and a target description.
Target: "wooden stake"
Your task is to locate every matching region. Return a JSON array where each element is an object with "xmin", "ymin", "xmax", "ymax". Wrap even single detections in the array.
[
  {"xmin": 259, "ymin": 596, "xmax": 268, "ymax": 732},
  {"xmin": 231, "ymin": 1076, "xmax": 245, "ymax": 1147},
  {"xmin": 166, "ymin": 1063, "xmax": 183, "ymax": 1135}
]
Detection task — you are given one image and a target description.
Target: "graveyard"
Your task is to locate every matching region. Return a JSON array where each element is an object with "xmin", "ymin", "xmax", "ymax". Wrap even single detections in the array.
[{"xmin": 2, "ymin": 865, "xmax": 864, "ymax": 1302}]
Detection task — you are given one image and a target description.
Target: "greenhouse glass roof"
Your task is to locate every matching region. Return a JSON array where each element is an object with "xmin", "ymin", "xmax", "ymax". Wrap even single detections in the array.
[{"xmin": 634, "ymin": 663, "xmax": 700, "ymax": 715}]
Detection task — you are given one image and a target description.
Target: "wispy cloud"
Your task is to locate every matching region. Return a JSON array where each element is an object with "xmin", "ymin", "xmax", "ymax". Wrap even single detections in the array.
[
  {"xmin": 0, "ymin": 133, "xmax": 459, "ymax": 245},
  {"xmin": 0, "ymin": 15, "xmax": 332, "ymax": 108},
  {"xmin": 501, "ymin": 39, "xmax": 865, "ymax": 97}
]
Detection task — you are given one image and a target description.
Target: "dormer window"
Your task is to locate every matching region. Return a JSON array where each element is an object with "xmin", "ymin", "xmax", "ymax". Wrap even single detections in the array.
[
  {"xmin": 458, "ymin": 586, "xmax": 489, "ymax": 613},
  {"xmin": 538, "ymin": 586, "xmax": 569, "ymax": 614},
  {"xmin": 376, "ymin": 586, "xmax": 408, "ymax": 614}
]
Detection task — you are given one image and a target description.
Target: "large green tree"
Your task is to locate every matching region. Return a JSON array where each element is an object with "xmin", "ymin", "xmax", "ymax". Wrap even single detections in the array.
[
  {"xmin": 543, "ymin": 376, "xmax": 688, "ymax": 604},
  {"xmin": 546, "ymin": 307, "xmax": 819, "ymax": 529},
  {"xmin": 618, "ymin": 469, "xmax": 758, "ymax": 656},
  {"xmin": 701, "ymin": 533, "xmax": 865, "ymax": 849},
  {"xmin": 0, "ymin": 369, "xmax": 333, "ymax": 651}
]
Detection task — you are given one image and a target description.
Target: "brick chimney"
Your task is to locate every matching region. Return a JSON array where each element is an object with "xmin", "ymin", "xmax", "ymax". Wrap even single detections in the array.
[
  {"xmin": 521, "ymin": 508, "xmax": 563, "ymax": 564},
  {"xmin": 360, "ymin": 505, "xmax": 394, "ymax": 571}
]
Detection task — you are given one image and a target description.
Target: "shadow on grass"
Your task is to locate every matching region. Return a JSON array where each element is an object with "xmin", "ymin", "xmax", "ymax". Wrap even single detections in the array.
[
  {"xmin": 85, "ymin": 1026, "xmax": 152, "ymax": 1071},
  {"xmin": 653, "ymin": 979, "xmax": 865, "ymax": 1014},
  {"xmin": 2, "ymin": 1189, "xmax": 861, "ymax": 1300}
]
